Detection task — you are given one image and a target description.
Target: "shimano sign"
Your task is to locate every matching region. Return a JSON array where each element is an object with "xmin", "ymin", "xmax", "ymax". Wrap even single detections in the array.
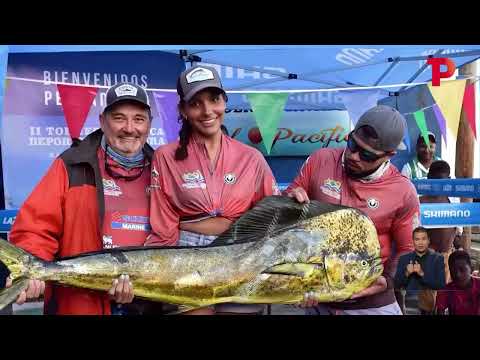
[{"xmin": 420, "ymin": 203, "xmax": 480, "ymax": 228}]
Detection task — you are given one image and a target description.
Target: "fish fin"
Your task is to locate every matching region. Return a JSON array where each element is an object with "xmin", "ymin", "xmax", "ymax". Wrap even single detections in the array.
[
  {"xmin": 0, "ymin": 278, "xmax": 29, "ymax": 310},
  {"xmin": 211, "ymin": 195, "xmax": 349, "ymax": 245},
  {"xmin": 0, "ymin": 239, "xmax": 33, "ymax": 278},
  {"xmin": 263, "ymin": 263, "xmax": 318, "ymax": 277}
]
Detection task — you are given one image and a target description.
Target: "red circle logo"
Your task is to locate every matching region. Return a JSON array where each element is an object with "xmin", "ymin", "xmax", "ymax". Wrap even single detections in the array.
[{"xmin": 248, "ymin": 127, "xmax": 263, "ymax": 144}]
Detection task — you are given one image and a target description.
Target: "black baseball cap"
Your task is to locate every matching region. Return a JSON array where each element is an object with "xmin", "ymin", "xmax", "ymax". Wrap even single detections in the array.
[
  {"xmin": 105, "ymin": 82, "xmax": 150, "ymax": 111},
  {"xmin": 177, "ymin": 65, "xmax": 225, "ymax": 102}
]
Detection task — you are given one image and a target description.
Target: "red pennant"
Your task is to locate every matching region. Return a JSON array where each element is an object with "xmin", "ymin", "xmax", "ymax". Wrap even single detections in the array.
[
  {"xmin": 462, "ymin": 83, "xmax": 476, "ymax": 139},
  {"xmin": 57, "ymin": 84, "xmax": 98, "ymax": 139}
]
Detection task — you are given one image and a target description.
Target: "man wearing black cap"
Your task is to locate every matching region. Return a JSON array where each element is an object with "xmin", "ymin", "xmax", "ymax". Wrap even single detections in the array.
[
  {"xmin": 286, "ymin": 105, "xmax": 420, "ymax": 315},
  {"xmin": 401, "ymin": 132, "xmax": 441, "ymax": 180},
  {"xmin": 6, "ymin": 82, "xmax": 160, "ymax": 315}
]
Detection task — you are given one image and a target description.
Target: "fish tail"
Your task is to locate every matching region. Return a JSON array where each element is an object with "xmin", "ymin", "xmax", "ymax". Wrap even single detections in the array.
[{"xmin": 0, "ymin": 239, "xmax": 36, "ymax": 310}]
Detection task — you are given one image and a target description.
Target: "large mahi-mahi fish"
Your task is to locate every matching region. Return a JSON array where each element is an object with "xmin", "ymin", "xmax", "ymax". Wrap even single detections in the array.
[{"xmin": 0, "ymin": 196, "xmax": 383, "ymax": 311}]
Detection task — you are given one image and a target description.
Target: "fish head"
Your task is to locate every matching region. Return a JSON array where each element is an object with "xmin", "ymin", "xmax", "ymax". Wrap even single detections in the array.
[
  {"xmin": 303, "ymin": 207, "xmax": 383, "ymax": 293},
  {"xmin": 319, "ymin": 252, "xmax": 383, "ymax": 293},
  {"xmin": 343, "ymin": 252, "xmax": 382, "ymax": 286}
]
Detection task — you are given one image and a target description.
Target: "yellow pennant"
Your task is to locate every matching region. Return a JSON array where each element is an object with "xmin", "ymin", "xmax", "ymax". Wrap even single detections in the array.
[{"xmin": 427, "ymin": 79, "xmax": 466, "ymax": 141}]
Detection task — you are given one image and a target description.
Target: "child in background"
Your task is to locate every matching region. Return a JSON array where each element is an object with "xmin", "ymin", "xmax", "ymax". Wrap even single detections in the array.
[{"xmin": 436, "ymin": 250, "xmax": 480, "ymax": 315}]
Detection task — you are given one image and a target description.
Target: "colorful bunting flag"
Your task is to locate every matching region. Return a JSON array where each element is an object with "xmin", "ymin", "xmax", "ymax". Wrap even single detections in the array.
[
  {"xmin": 427, "ymin": 79, "xmax": 466, "ymax": 141},
  {"xmin": 57, "ymin": 84, "xmax": 98, "ymax": 139},
  {"xmin": 413, "ymin": 110, "xmax": 430, "ymax": 147},
  {"xmin": 247, "ymin": 93, "xmax": 289, "ymax": 154},
  {"xmin": 342, "ymin": 90, "xmax": 384, "ymax": 126},
  {"xmin": 432, "ymin": 103, "xmax": 447, "ymax": 145},
  {"xmin": 403, "ymin": 123, "xmax": 411, "ymax": 152},
  {"xmin": 152, "ymin": 91, "xmax": 181, "ymax": 143},
  {"xmin": 462, "ymin": 83, "xmax": 476, "ymax": 139}
]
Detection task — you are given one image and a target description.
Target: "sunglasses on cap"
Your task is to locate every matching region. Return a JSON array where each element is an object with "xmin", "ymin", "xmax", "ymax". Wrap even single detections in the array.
[{"xmin": 346, "ymin": 132, "xmax": 389, "ymax": 163}]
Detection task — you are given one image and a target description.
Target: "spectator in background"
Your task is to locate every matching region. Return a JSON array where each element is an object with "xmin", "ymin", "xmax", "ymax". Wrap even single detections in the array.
[
  {"xmin": 401, "ymin": 132, "xmax": 440, "ymax": 180},
  {"xmin": 436, "ymin": 250, "xmax": 480, "ymax": 315},
  {"xmin": 394, "ymin": 227, "xmax": 445, "ymax": 315},
  {"xmin": 419, "ymin": 160, "xmax": 462, "ymax": 284}
]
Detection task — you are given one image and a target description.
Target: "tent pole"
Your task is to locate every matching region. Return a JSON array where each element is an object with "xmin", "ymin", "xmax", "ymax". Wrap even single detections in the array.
[
  {"xmin": 398, "ymin": 49, "xmax": 444, "ymax": 92},
  {"xmin": 374, "ymin": 58, "xmax": 399, "ymax": 86}
]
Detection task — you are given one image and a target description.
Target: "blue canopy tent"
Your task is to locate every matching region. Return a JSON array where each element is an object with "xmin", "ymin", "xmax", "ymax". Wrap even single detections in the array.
[
  {"xmin": 4, "ymin": 45, "xmax": 480, "ymax": 112},
  {"xmin": 6, "ymin": 45, "xmax": 480, "ymax": 89},
  {"xmin": 0, "ymin": 44, "xmax": 479, "ymax": 199}
]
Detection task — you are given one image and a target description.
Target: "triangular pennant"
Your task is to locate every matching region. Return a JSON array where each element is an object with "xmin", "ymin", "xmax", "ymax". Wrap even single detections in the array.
[
  {"xmin": 462, "ymin": 83, "xmax": 476, "ymax": 139},
  {"xmin": 247, "ymin": 93, "xmax": 289, "ymax": 154},
  {"xmin": 342, "ymin": 90, "xmax": 383, "ymax": 126},
  {"xmin": 432, "ymin": 103, "xmax": 447, "ymax": 145},
  {"xmin": 427, "ymin": 79, "xmax": 466, "ymax": 141},
  {"xmin": 152, "ymin": 91, "xmax": 181, "ymax": 143},
  {"xmin": 403, "ymin": 122, "xmax": 411, "ymax": 152},
  {"xmin": 57, "ymin": 84, "xmax": 98, "ymax": 139},
  {"xmin": 413, "ymin": 110, "xmax": 430, "ymax": 147}
]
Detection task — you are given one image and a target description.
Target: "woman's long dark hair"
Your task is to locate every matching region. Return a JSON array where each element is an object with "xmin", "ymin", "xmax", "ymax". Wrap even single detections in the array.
[
  {"xmin": 175, "ymin": 109, "xmax": 192, "ymax": 161},
  {"xmin": 174, "ymin": 92, "xmax": 229, "ymax": 161}
]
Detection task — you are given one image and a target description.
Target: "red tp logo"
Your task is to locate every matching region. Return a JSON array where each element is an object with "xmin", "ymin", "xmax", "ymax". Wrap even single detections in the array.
[{"xmin": 427, "ymin": 57, "xmax": 456, "ymax": 86}]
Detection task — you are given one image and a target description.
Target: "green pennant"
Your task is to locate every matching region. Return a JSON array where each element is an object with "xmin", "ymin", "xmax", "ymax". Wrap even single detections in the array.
[
  {"xmin": 247, "ymin": 93, "xmax": 289, "ymax": 154},
  {"xmin": 413, "ymin": 109, "xmax": 430, "ymax": 147}
]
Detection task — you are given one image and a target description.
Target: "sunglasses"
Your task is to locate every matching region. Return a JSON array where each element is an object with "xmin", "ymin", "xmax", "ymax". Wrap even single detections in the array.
[{"xmin": 346, "ymin": 132, "xmax": 386, "ymax": 163}]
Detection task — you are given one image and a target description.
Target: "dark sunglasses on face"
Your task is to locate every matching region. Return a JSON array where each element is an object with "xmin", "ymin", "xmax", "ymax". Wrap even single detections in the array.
[{"xmin": 346, "ymin": 132, "xmax": 386, "ymax": 163}]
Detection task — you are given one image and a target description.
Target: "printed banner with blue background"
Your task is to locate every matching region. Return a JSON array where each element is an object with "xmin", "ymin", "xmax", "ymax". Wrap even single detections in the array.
[
  {"xmin": 413, "ymin": 178, "xmax": 480, "ymax": 198},
  {"xmin": 1, "ymin": 51, "xmax": 185, "ymax": 209},
  {"xmin": 223, "ymin": 106, "xmax": 350, "ymax": 156},
  {"xmin": 0, "ymin": 46, "xmax": 8, "ymax": 139},
  {"xmin": 420, "ymin": 203, "xmax": 480, "ymax": 228}
]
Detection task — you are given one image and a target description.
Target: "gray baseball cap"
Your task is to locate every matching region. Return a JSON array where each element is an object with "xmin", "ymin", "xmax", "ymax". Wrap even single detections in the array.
[
  {"xmin": 105, "ymin": 82, "xmax": 150, "ymax": 111},
  {"xmin": 353, "ymin": 105, "xmax": 407, "ymax": 152},
  {"xmin": 177, "ymin": 65, "xmax": 225, "ymax": 102}
]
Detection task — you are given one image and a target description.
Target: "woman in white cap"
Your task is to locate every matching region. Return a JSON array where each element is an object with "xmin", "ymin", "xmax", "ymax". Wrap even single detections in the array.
[{"xmin": 146, "ymin": 65, "xmax": 280, "ymax": 315}]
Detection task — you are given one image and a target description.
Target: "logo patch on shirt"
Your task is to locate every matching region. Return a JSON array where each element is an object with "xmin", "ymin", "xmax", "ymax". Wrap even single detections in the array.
[
  {"xmin": 367, "ymin": 197, "xmax": 380, "ymax": 209},
  {"xmin": 224, "ymin": 173, "xmax": 236, "ymax": 185},
  {"xmin": 320, "ymin": 178, "xmax": 341, "ymax": 200},
  {"xmin": 103, "ymin": 179, "xmax": 122, "ymax": 197},
  {"xmin": 102, "ymin": 235, "xmax": 116, "ymax": 249},
  {"xmin": 152, "ymin": 166, "xmax": 159, "ymax": 179},
  {"xmin": 182, "ymin": 170, "xmax": 206, "ymax": 189},
  {"xmin": 111, "ymin": 214, "xmax": 151, "ymax": 232}
]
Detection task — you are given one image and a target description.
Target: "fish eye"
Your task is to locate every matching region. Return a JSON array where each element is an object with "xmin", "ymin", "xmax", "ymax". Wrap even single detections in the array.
[{"xmin": 361, "ymin": 260, "xmax": 368, "ymax": 267}]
